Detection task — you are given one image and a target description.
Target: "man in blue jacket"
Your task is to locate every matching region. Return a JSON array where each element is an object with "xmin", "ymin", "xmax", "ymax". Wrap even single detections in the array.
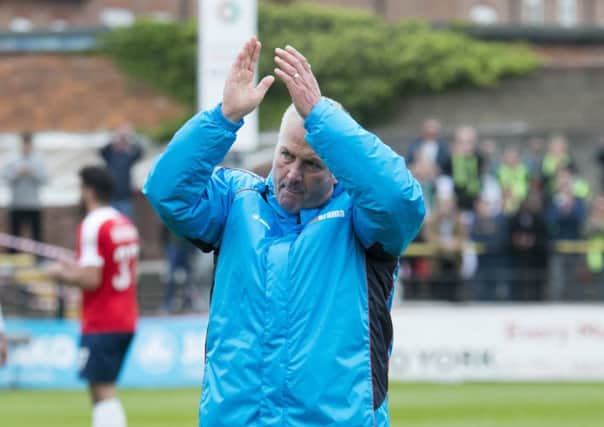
[{"xmin": 144, "ymin": 37, "xmax": 424, "ymax": 427}]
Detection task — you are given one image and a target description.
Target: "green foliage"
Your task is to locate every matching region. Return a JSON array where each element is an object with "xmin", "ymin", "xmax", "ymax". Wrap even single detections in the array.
[
  {"xmin": 100, "ymin": 3, "xmax": 538, "ymax": 136},
  {"xmin": 100, "ymin": 19, "xmax": 197, "ymax": 107}
]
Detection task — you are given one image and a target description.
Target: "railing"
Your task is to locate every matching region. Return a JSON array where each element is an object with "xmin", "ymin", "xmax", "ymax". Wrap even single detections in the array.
[
  {"xmin": 400, "ymin": 240, "xmax": 604, "ymax": 302},
  {"xmin": 1, "ymin": 239, "xmax": 602, "ymax": 318}
]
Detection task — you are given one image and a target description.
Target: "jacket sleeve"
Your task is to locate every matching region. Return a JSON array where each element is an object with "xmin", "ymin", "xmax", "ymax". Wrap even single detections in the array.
[
  {"xmin": 143, "ymin": 104, "xmax": 243, "ymax": 248},
  {"xmin": 304, "ymin": 98, "xmax": 425, "ymax": 257}
]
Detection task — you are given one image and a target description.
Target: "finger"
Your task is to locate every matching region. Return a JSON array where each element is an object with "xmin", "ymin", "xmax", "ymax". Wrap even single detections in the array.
[
  {"xmin": 240, "ymin": 37, "xmax": 257, "ymax": 71},
  {"xmin": 274, "ymin": 67, "xmax": 295, "ymax": 88},
  {"xmin": 249, "ymin": 40, "xmax": 261, "ymax": 73},
  {"xmin": 274, "ymin": 56, "xmax": 298, "ymax": 79},
  {"xmin": 275, "ymin": 47, "xmax": 305, "ymax": 76},
  {"xmin": 240, "ymin": 39, "xmax": 253, "ymax": 70},
  {"xmin": 254, "ymin": 75, "xmax": 275, "ymax": 100},
  {"xmin": 233, "ymin": 50, "xmax": 245, "ymax": 71},
  {"xmin": 285, "ymin": 45, "xmax": 312, "ymax": 71}
]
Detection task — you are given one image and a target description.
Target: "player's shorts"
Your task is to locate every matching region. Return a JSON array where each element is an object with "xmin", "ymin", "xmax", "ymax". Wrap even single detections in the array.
[{"xmin": 78, "ymin": 332, "xmax": 134, "ymax": 383}]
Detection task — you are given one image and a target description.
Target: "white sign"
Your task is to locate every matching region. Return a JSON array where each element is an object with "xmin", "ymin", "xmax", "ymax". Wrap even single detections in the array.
[
  {"xmin": 391, "ymin": 304, "xmax": 604, "ymax": 381},
  {"xmin": 134, "ymin": 328, "xmax": 177, "ymax": 375},
  {"xmin": 198, "ymin": 0, "xmax": 258, "ymax": 151}
]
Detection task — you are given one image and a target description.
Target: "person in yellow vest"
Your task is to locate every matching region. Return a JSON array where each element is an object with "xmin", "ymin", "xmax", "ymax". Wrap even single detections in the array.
[
  {"xmin": 497, "ymin": 147, "xmax": 529, "ymax": 215},
  {"xmin": 423, "ymin": 196, "xmax": 467, "ymax": 301},
  {"xmin": 443, "ymin": 126, "xmax": 483, "ymax": 213},
  {"xmin": 541, "ymin": 135, "xmax": 575, "ymax": 197}
]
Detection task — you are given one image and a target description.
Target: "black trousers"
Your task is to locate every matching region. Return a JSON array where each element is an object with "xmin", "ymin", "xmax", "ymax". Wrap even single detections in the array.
[{"xmin": 9, "ymin": 209, "xmax": 42, "ymax": 252}]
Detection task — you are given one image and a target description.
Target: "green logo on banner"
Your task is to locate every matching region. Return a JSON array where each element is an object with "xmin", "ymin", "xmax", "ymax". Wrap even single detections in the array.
[{"xmin": 217, "ymin": 1, "xmax": 241, "ymax": 23}]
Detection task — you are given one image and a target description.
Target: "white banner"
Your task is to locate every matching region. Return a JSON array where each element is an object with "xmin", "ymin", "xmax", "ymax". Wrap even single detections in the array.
[
  {"xmin": 391, "ymin": 304, "xmax": 604, "ymax": 381},
  {"xmin": 198, "ymin": 0, "xmax": 258, "ymax": 151}
]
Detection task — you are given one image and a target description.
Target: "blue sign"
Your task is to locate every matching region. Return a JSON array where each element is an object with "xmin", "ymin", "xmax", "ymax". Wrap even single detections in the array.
[{"xmin": 0, "ymin": 316, "xmax": 208, "ymax": 389}]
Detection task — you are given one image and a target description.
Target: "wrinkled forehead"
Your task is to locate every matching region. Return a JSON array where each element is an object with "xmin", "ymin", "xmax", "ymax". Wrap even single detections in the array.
[{"xmin": 276, "ymin": 117, "xmax": 319, "ymax": 160}]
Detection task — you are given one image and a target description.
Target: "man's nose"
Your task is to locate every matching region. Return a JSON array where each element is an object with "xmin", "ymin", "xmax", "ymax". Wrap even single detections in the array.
[{"xmin": 286, "ymin": 161, "xmax": 303, "ymax": 182}]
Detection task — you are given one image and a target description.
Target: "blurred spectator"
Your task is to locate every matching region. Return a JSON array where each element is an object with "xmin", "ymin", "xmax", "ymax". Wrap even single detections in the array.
[
  {"xmin": 2, "ymin": 132, "xmax": 47, "ymax": 247},
  {"xmin": 0, "ymin": 303, "xmax": 6, "ymax": 366},
  {"xmin": 523, "ymin": 136, "xmax": 545, "ymax": 187},
  {"xmin": 541, "ymin": 135, "xmax": 575, "ymax": 198},
  {"xmin": 442, "ymin": 126, "xmax": 483, "ymax": 213},
  {"xmin": 479, "ymin": 139, "xmax": 499, "ymax": 177},
  {"xmin": 399, "ymin": 159, "xmax": 434, "ymax": 299},
  {"xmin": 406, "ymin": 118, "xmax": 450, "ymax": 173},
  {"xmin": 470, "ymin": 198, "xmax": 508, "ymax": 301},
  {"xmin": 596, "ymin": 136, "xmax": 604, "ymax": 192},
  {"xmin": 477, "ymin": 139, "xmax": 503, "ymax": 216},
  {"xmin": 410, "ymin": 156, "xmax": 438, "ymax": 214},
  {"xmin": 583, "ymin": 195, "xmax": 604, "ymax": 300},
  {"xmin": 99, "ymin": 124, "xmax": 144, "ymax": 220},
  {"xmin": 546, "ymin": 168, "xmax": 588, "ymax": 300},
  {"xmin": 423, "ymin": 196, "xmax": 467, "ymax": 301},
  {"xmin": 507, "ymin": 193, "xmax": 549, "ymax": 301},
  {"xmin": 161, "ymin": 226, "xmax": 199, "ymax": 313},
  {"xmin": 497, "ymin": 147, "xmax": 529, "ymax": 215},
  {"xmin": 546, "ymin": 168, "xmax": 588, "ymax": 241}
]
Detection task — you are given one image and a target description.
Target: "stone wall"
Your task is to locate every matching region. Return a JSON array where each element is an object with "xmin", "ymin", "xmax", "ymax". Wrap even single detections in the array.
[{"xmin": 376, "ymin": 67, "xmax": 604, "ymax": 191}]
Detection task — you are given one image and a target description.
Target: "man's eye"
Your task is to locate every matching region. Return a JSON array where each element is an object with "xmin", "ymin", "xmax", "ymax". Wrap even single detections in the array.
[
  {"xmin": 281, "ymin": 151, "xmax": 293, "ymax": 160},
  {"xmin": 306, "ymin": 161, "xmax": 322, "ymax": 171}
]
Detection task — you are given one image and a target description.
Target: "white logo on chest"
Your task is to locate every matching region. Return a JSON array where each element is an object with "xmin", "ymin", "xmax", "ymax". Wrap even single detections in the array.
[{"xmin": 312, "ymin": 209, "xmax": 345, "ymax": 223}]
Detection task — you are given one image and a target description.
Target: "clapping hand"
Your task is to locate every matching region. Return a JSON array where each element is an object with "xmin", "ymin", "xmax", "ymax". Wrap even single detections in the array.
[
  {"xmin": 274, "ymin": 45, "xmax": 321, "ymax": 118},
  {"xmin": 221, "ymin": 37, "xmax": 275, "ymax": 123}
]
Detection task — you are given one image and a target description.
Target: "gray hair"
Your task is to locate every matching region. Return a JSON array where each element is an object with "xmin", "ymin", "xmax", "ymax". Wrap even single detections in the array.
[{"xmin": 277, "ymin": 97, "xmax": 344, "ymax": 146}]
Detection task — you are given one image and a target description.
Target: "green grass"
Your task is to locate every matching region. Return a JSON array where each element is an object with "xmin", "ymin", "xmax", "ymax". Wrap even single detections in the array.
[{"xmin": 0, "ymin": 383, "xmax": 603, "ymax": 426}]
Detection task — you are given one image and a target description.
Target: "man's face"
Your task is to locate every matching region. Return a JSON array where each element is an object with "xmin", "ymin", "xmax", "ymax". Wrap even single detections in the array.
[
  {"xmin": 422, "ymin": 120, "xmax": 440, "ymax": 140},
  {"xmin": 272, "ymin": 117, "xmax": 335, "ymax": 214}
]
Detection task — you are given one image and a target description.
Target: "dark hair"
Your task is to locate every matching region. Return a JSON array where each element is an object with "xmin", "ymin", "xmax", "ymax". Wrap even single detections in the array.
[
  {"xmin": 21, "ymin": 132, "xmax": 32, "ymax": 144},
  {"xmin": 79, "ymin": 165, "xmax": 114, "ymax": 203}
]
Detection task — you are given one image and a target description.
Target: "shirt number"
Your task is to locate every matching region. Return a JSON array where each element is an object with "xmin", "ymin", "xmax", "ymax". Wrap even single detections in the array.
[{"xmin": 112, "ymin": 243, "xmax": 139, "ymax": 291}]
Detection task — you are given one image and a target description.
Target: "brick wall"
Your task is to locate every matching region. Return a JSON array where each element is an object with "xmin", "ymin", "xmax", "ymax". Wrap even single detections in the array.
[
  {"xmin": 307, "ymin": 0, "xmax": 604, "ymax": 25},
  {"xmin": 0, "ymin": 0, "xmax": 196, "ymax": 29},
  {"xmin": 0, "ymin": 192, "xmax": 164, "ymax": 260},
  {"xmin": 2, "ymin": 1, "xmax": 604, "ymax": 28}
]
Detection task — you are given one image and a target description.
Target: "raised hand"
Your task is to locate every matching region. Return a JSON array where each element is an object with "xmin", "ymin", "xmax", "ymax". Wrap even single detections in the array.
[
  {"xmin": 221, "ymin": 37, "xmax": 275, "ymax": 123},
  {"xmin": 274, "ymin": 45, "xmax": 321, "ymax": 118}
]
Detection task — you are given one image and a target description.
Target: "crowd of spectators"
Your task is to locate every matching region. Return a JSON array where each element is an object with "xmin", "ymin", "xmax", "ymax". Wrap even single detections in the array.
[
  {"xmin": 401, "ymin": 119, "xmax": 604, "ymax": 303},
  {"xmin": 4, "ymin": 121, "xmax": 603, "ymax": 308}
]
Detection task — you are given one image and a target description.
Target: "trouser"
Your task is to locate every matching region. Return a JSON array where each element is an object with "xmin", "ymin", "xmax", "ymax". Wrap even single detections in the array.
[{"xmin": 9, "ymin": 209, "xmax": 42, "ymax": 252}]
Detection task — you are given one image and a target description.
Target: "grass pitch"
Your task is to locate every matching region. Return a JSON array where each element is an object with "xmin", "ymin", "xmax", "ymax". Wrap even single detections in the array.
[{"xmin": 0, "ymin": 382, "xmax": 603, "ymax": 426}]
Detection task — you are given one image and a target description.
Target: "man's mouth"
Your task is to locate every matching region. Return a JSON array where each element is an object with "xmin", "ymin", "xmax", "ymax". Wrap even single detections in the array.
[{"xmin": 282, "ymin": 185, "xmax": 303, "ymax": 195}]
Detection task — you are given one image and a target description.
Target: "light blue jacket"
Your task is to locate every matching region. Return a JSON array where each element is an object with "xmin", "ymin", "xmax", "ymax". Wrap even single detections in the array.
[{"xmin": 143, "ymin": 99, "xmax": 425, "ymax": 426}]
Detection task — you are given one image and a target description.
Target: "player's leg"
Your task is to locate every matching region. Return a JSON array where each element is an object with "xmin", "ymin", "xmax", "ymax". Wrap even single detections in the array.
[
  {"xmin": 89, "ymin": 382, "xmax": 127, "ymax": 427},
  {"xmin": 79, "ymin": 333, "xmax": 134, "ymax": 427}
]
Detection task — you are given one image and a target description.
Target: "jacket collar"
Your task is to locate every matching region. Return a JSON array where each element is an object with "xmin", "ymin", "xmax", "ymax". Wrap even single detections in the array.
[{"xmin": 260, "ymin": 173, "xmax": 343, "ymax": 227}]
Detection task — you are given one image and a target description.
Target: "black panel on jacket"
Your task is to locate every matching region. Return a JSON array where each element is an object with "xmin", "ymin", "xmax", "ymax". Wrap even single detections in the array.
[
  {"xmin": 365, "ymin": 243, "xmax": 397, "ymax": 410},
  {"xmin": 188, "ymin": 238, "xmax": 215, "ymax": 253}
]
